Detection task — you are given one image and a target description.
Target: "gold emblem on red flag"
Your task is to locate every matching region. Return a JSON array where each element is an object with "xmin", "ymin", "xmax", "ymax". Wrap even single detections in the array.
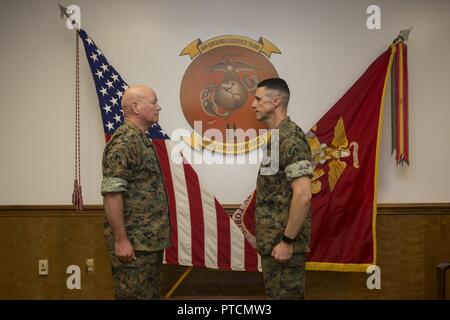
[{"xmin": 307, "ymin": 117, "xmax": 360, "ymax": 194}]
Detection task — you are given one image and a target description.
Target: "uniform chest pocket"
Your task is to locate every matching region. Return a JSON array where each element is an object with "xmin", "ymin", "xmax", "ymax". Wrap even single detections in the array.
[{"xmin": 142, "ymin": 146, "xmax": 162, "ymax": 174}]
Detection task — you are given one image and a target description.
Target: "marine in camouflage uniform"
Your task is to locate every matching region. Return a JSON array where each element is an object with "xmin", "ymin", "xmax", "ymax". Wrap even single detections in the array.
[
  {"xmin": 257, "ymin": 117, "xmax": 313, "ymax": 299},
  {"xmin": 101, "ymin": 86, "xmax": 170, "ymax": 300},
  {"xmin": 253, "ymin": 78, "xmax": 313, "ymax": 300}
]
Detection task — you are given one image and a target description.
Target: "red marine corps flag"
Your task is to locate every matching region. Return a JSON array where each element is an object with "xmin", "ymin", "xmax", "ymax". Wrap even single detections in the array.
[
  {"xmin": 235, "ymin": 45, "xmax": 396, "ymax": 272},
  {"xmin": 305, "ymin": 46, "xmax": 395, "ymax": 271}
]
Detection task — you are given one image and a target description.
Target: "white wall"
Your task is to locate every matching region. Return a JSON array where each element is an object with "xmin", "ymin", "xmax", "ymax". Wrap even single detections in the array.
[{"xmin": 0, "ymin": 0, "xmax": 449, "ymax": 205}]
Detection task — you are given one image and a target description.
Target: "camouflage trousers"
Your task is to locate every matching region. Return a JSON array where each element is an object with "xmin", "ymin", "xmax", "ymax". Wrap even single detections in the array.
[
  {"xmin": 261, "ymin": 253, "xmax": 306, "ymax": 300},
  {"xmin": 111, "ymin": 250, "xmax": 164, "ymax": 300}
]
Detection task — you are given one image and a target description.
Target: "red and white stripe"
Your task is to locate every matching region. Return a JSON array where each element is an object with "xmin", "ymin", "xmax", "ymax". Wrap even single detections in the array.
[{"xmin": 153, "ymin": 139, "xmax": 261, "ymax": 272}]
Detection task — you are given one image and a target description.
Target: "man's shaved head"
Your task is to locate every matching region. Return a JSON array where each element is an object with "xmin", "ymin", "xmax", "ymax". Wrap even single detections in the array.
[
  {"xmin": 120, "ymin": 85, "xmax": 161, "ymax": 133},
  {"xmin": 121, "ymin": 85, "xmax": 156, "ymax": 116}
]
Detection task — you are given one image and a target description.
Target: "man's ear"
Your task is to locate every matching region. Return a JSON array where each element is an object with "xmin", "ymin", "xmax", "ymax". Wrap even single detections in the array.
[
  {"xmin": 273, "ymin": 95, "xmax": 281, "ymax": 108},
  {"xmin": 131, "ymin": 102, "xmax": 139, "ymax": 115}
]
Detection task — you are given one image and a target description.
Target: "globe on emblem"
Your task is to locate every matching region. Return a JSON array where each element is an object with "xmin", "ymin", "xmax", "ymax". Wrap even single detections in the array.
[{"xmin": 214, "ymin": 79, "xmax": 248, "ymax": 110}]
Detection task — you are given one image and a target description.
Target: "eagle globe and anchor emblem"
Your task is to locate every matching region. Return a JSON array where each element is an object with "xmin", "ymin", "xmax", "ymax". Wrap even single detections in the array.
[
  {"xmin": 201, "ymin": 55, "xmax": 258, "ymax": 120},
  {"xmin": 179, "ymin": 35, "xmax": 282, "ymax": 154}
]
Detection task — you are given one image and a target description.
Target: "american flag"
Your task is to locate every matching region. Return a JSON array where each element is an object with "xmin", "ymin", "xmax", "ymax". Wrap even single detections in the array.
[{"xmin": 79, "ymin": 29, "xmax": 260, "ymax": 272}]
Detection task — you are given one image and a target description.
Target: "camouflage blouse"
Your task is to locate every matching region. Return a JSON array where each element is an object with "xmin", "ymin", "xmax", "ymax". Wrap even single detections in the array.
[
  {"xmin": 256, "ymin": 117, "xmax": 313, "ymax": 255},
  {"xmin": 101, "ymin": 121, "xmax": 170, "ymax": 252}
]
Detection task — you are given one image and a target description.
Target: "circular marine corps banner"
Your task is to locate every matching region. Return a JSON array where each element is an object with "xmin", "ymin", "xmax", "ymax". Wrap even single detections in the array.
[{"xmin": 179, "ymin": 35, "xmax": 281, "ymax": 154}]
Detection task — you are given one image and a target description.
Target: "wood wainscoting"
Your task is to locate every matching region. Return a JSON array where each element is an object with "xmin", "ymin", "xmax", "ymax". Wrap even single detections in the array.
[
  {"xmin": 1, "ymin": 204, "xmax": 449, "ymax": 299},
  {"xmin": 0, "ymin": 206, "xmax": 114, "ymax": 299}
]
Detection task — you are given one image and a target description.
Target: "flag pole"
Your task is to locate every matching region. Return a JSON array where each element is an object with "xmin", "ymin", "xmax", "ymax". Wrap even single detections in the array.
[
  {"xmin": 165, "ymin": 266, "xmax": 193, "ymax": 299},
  {"xmin": 59, "ymin": 4, "xmax": 84, "ymax": 210},
  {"xmin": 392, "ymin": 27, "xmax": 412, "ymax": 45}
]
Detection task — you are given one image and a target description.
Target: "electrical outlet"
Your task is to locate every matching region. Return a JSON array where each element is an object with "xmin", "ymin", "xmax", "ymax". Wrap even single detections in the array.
[
  {"xmin": 86, "ymin": 258, "xmax": 94, "ymax": 273},
  {"xmin": 38, "ymin": 259, "xmax": 48, "ymax": 276}
]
